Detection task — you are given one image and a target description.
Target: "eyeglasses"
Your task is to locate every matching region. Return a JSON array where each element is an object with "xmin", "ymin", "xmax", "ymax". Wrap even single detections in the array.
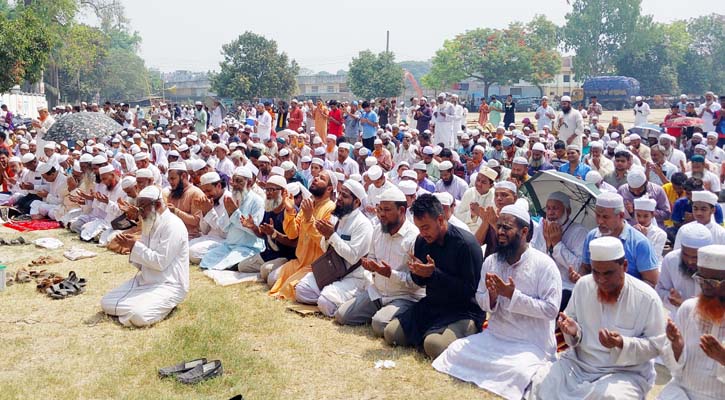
[
  {"xmin": 264, "ymin": 187, "xmax": 282, "ymax": 193},
  {"xmin": 693, "ymin": 273, "xmax": 724, "ymax": 290}
]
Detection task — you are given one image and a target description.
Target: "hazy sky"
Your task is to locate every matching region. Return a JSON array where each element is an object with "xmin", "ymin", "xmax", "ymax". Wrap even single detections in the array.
[{"xmin": 120, "ymin": 0, "xmax": 715, "ymax": 73}]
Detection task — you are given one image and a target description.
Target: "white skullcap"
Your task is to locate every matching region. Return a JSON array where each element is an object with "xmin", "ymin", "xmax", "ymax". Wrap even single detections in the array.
[
  {"xmin": 487, "ymin": 159, "xmax": 500, "ymax": 168},
  {"xmin": 258, "ymin": 155, "xmax": 271, "ymax": 163},
  {"xmin": 695, "ymin": 144, "xmax": 708, "ymax": 152},
  {"xmin": 21, "ymin": 153, "xmax": 36, "ymax": 163},
  {"xmin": 433, "ymin": 192, "xmax": 453, "ymax": 206},
  {"xmin": 679, "ymin": 223, "xmax": 713, "ymax": 249},
  {"xmin": 358, "ymin": 148, "xmax": 369, "ymax": 157},
  {"xmin": 412, "ymin": 161, "xmax": 427, "ymax": 171},
  {"xmin": 300, "ymin": 155, "xmax": 312, "ymax": 163},
  {"xmin": 313, "ymin": 147, "xmax": 326, "ymax": 156},
  {"xmin": 439, "ymin": 160, "xmax": 453, "ymax": 171},
  {"xmin": 279, "ymin": 148, "xmax": 290, "ymax": 157},
  {"xmin": 566, "ymin": 144, "xmax": 581, "ymax": 153},
  {"xmin": 626, "ymin": 167, "xmax": 647, "ymax": 188},
  {"xmin": 326, "ymin": 134, "xmax": 337, "ymax": 142},
  {"xmin": 367, "ymin": 165, "xmax": 383, "ymax": 180},
  {"xmin": 312, "ymin": 136, "xmax": 323, "ymax": 145},
  {"xmin": 98, "ymin": 165, "xmax": 115, "ymax": 175},
  {"xmin": 473, "ymin": 145, "xmax": 485, "ymax": 153},
  {"xmin": 548, "ymin": 191, "xmax": 571, "ymax": 209},
  {"xmin": 374, "ymin": 138, "xmax": 383, "ymax": 145},
  {"xmin": 8, "ymin": 156, "xmax": 20, "ymax": 164},
  {"xmin": 121, "ymin": 176, "xmax": 137, "ymax": 189},
  {"xmin": 349, "ymin": 173, "xmax": 363, "ymax": 183},
  {"xmin": 378, "ymin": 186, "xmax": 406, "ymax": 203},
  {"xmin": 280, "ymin": 161, "xmax": 296, "ymax": 171},
  {"xmin": 477, "ymin": 166, "xmax": 498, "ymax": 182},
  {"xmin": 334, "ymin": 171, "xmax": 345, "ymax": 182},
  {"xmin": 36, "ymin": 162, "xmax": 53, "ymax": 175},
  {"xmin": 635, "ymin": 96, "xmax": 643, "ymax": 101},
  {"xmin": 532, "ymin": 143, "xmax": 546, "ymax": 152},
  {"xmin": 189, "ymin": 159, "xmax": 206, "ymax": 172},
  {"xmin": 177, "ymin": 144, "xmax": 189, "ymax": 152},
  {"xmin": 693, "ymin": 132, "xmax": 703, "ymax": 139},
  {"xmin": 433, "ymin": 146, "xmax": 442, "ymax": 156},
  {"xmin": 200, "ymin": 171, "xmax": 221, "ymax": 186},
  {"xmin": 590, "ymin": 236, "xmax": 625, "ymax": 261},
  {"xmin": 167, "ymin": 150, "xmax": 180, "ymax": 158},
  {"xmin": 133, "ymin": 152, "xmax": 149, "ymax": 162},
  {"xmin": 607, "ymin": 141, "xmax": 618, "ymax": 149},
  {"xmin": 401, "ymin": 170, "xmax": 418, "ymax": 180},
  {"xmin": 634, "ymin": 197, "xmax": 656, "ymax": 212},
  {"xmin": 138, "ymin": 185, "xmax": 162, "ymax": 200},
  {"xmin": 343, "ymin": 180, "xmax": 367, "ymax": 202},
  {"xmin": 270, "ymin": 166, "xmax": 284, "ymax": 177},
  {"xmin": 44, "ymin": 141, "xmax": 56, "ymax": 150},
  {"xmin": 398, "ymin": 180, "xmax": 418, "ymax": 195},
  {"xmin": 596, "ymin": 192, "xmax": 624, "ymax": 209},
  {"xmin": 422, "ymin": 146, "xmax": 434, "ymax": 155},
  {"xmin": 629, "ymin": 133, "xmax": 641, "ymax": 141},
  {"xmin": 19, "ymin": 143, "xmax": 29, "ymax": 150},
  {"xmin": 513, "ymin": 156, "xmax": 528, "ymax": 165},
  {"xmin": 494, "ymin": 181, "xmax": 517, "ymax": 194},
  {"xmin": 501, "ymin": 203, "xmax": 530, "ymax": 224},
  {"xmin": 365, "ymin": 156, "xmax": 378, "ymax": 167},
  {"xmin": 697, "ymin": 245, "xmax": 725, "ymax": 271},
  {"xmin": 286, "ymin": 182, "xmax": 301, "ymax": 196},
  {"xmin": 311, "ymin": 158, "xmax": 324, "ymax": 167},
  {"xmin": 233, "ymin": 166, "xmax": 252, "ymax": 179},
  {"xmin": 590, "ymin": 141, "xmax": 603, "ymax": 150},
  {"xmin": 215, "ymin": 143, "xmax": 229, "ymax": 153},
  {"xmin": 267, "ymin": 175, "xmax": 288, "ymax": 189},
  {"xmin": 692, "ymin": 190, "xmax": 718, "ymax": 206},
  {"xmin": 560, "ymin": 95, "xmax": 571, "ymax": 102},
  {"xmin": 136, "ymin": 168, "xmax": 153, "ymax": 179},
  {"xmin": 168, "ymin": 161, "xmax": 187, "ymax": 172}
]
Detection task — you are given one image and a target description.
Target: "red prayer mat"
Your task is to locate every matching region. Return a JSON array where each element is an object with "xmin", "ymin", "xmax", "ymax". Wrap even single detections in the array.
[{"xmin": 4, "ymin": 219, "xmax": 62, "ymax": 232}]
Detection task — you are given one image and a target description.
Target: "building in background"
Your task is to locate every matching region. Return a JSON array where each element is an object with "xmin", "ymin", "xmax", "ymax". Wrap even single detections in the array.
[
  {"xmin": 162, "ymin": 71, "xmax": 215, "ymax": 103},
  {"xmin": 295, "ymin": 73, "xmax": 354, "ymax": 102}
]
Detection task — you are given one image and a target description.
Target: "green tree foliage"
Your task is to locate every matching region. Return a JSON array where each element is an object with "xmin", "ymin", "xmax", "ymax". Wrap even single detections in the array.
[
  {"xmin": 348, "ymin": 50, "xmax": 404, "ymax": 99},
  {"xmin": 524, "ymin": 16, "xmax": 562, "ymax": 96},
  {"xmin": 56, "ymin": 24, "xmax": 109, "ymax": 102},
  {"xmin": 93, "ymin": 47, "xmax": 150, "ymax": 101},
  {"xmin": 211, "ymin": 32, "xmax": 299, "ymax": 100},
  {"xmin": 681, "ymin": 14, "xmax": 725, "ymax": 94},
  {"xmin": 0, "ymin": 9, "xmax": 52, "ymax": 92},
  {"xmin": 561, "ymin": 0, "xmax": 642, "ymax": 79},
  {"xmin": 421, "ymin": 40, "xmax": 465, "ymax": 91}
]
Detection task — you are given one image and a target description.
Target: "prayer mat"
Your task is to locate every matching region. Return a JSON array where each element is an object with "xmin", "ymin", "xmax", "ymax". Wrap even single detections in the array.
[
  {"xmin": 4, "ymin": 219, "xmax": 61, "ymax": 232},
  {"xmin": 286, "ymin": 304, "xmax": 321, "ymax": 316}
]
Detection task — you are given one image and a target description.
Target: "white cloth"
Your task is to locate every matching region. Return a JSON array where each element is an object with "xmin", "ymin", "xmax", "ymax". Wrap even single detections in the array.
[
  {"xmin": 394, "ymin": 145, "xmax": 419, "ymax": 166},
  {"xmin": 666, "ymin": 148, "xmax": 687, "ymax": 172},
  {"xmin": 658, "ymin": 298, "xmax": 725, "ymax": 400},
  {"xmin": 365, "ymin": 220, "xmax": 424, "ymax": 305},
  {"xmin": 435, "ymin": 175, "xmax": 468, "ymax": 201},
  {"xmin": 257, "ymin": 111, "xmax": 272, "ymax": 142},
  {"xmin": 529, "ymin": 274, "xmax": 666, "ymax": 400},
  {"xmin": 333, "ymin": 157, "xmax": 360, "ymax": 178},
  {"xmin": 366, "ymin": 180, "xmax": 394, "ymax": 207},
  {"xmin": 674, "ymin": 221, "xmax": 725, "ymax": 250},
  {"xmin": 535, "ymin": 105, "xmax": 556, "ymax": 131},
  {"xmin": 697, "ymin": 102, "xmax": 721, "ymax": 132},
  {"xmin": 215, "ymin": 157, "xmax": 234, "ymax": 178},
  {"xmin": 433, "ymin": 248, "xmax": 561, "ymax": 400},
  {"xmin": 434, "ymin": 101, "xmax": 456, "ymax": 148},
  {"xmin": 655, "ymin": 250, "xmax": 700, "ymax": 317},
  {"xmin": 705, "ymin": 146, "xmax": 725, "ymax": 165},
  {"xmin": 448, "ymin": 215, "xmax": 471, "ymax": 232},
  {"xmin": 454, "ymin": 187, "xmax": 495, "ymax": 232},
  {"xmin": 210, "ymin": 106, "xmax": 223, "ymax": 128},
  {"xmin": 100, "ymin": 209, "xmax": 189, "ymax": 327},
  {"xmin": 556, "ymin": 109, "xmax": 585, "ymax": 148},
  {"xmin": 531, "ymin": 219, "xmax": 588, "ymax": 291},
  {"xmin": 633, "ymin": 102, "xmax": 651, "ymax": 126}
]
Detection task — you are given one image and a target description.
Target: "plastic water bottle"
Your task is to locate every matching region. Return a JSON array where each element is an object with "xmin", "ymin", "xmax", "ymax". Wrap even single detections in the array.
[{"xmin": 0, "ymin": 265, "xmax": 6, "ymax": 291}]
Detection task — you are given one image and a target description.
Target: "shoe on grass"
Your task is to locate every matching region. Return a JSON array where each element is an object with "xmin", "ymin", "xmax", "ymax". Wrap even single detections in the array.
[
  {"xmin": 158, "ymin": 358, "xmax": 207, "ymax": 378},
  {"xmin": 176, "ymin": 360, "xmax": 223, "ymax": 384}
]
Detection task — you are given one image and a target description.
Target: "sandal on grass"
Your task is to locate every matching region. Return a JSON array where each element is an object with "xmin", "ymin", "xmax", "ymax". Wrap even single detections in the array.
[{"xmin": 15, "ymin": 268, "xmax": 31, "ymax": 283}]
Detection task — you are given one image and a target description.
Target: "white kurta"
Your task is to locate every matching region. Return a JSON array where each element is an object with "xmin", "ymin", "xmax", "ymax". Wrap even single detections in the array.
[
  {"xmin": 188, "ymin": 191, "xmax": 232, "ymax": 263},
  {"xmin": 100, "ymin": 209, "xmax": 189, "ymax": 327},
  {"xmin": 530, "ymin": 219, "xmax": 588, "ymax": 291},
  {"xmin": 433, "ymin": 248, "xmax": 561, "ymax": 400},
  {"xmin": 658, "ymin": 298, "xmax": 725, "ymax": 400},
  {"xmin": 29, "ymin": 173, "xmax": 68, "ymax": 220},
  {"xmin": 555, "ymin": 109, "xmax": 585, "ymax": 148},
  {"xmin": 454, "ymin": 187, "xmax": 495, "ymax": 232},
  {"xmin": 644, "ymin": 222, "xmax": 667, "ymax": 268},
  {"xmin": 654, "ymin": 250, "xmax": 700, "ymax": 317},
  {"xmin": 674, "ymin": 221, "xmax": 725, "ymax": 250},
  {"xmin": 529, "ymin": 275, "xmax": 666, "ymax": 400}
]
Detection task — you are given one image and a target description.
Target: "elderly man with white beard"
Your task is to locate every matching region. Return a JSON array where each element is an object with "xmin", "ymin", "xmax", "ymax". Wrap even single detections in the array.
[
  {"xmin": 199, "ymin": 166, "xmax": 265, "ymax": 270},
  {"xmin": 455, "ymin": 166, "xmax": 497, "ymax": 232},
  {"xmin": 659, "ymin": 244, "xmax": 725, "ymax": 400},
  {"xmin": 531, "ymin": 191, "xmax": 588, "ymax": 311},
  {"xmin": 529, "ymin": 236, "xmax": 666, "ymax": 400},
  {"xmin": 100, "ymin": 185, "xmax": 189, "ymax": 327},
  {"xmin": 433, "ymin": 203, "xmax": 561, "ymax": 400},
  {"xmin": 188, "ymin": 171, "xmax": 231, "ymax": 263},
  {"xmin": 70, "ymin": 165, "xmax": 127, "ymax": 241}
]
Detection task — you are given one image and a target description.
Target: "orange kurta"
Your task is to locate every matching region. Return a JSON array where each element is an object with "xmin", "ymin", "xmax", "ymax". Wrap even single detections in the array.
[{"xmin": 268, "ymin": 198, "xmax": 335, "ymax": 299}]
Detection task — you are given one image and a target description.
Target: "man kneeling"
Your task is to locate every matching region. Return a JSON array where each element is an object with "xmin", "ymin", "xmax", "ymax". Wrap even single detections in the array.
[{"xmin": 100, "ymin": 186, "xmax": 190, "ymax": 327}]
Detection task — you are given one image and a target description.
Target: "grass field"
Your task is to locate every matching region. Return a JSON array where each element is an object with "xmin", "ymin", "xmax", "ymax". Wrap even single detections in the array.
[{"xmin": 0, "ymin": 194, "xmax": 671, "ymax": 399}]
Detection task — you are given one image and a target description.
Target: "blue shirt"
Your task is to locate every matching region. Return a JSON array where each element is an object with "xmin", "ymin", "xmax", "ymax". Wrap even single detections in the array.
[
  {"xmin": 581, "ymin": 224, "xmax": 658, "ymax": 280},
  {"xmin": 671, "ymin": 197, "xmax": 724, "ymax": 224},
  {"xmin": 559, "ymin": 162, "xmax": 591, "ymax": 180},
  {"xmin": 360, "ymin": 110, "xmax": 379, "ymax": 139},
  {"xmin": 419, "ymin": 178, "xmax": 435, "ymax": 193}
]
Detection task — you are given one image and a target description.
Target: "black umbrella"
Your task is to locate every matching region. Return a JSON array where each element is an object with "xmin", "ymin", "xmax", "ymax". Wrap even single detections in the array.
[{"xmin": 43, "ymin": 112, "xmax": 123, "ymax": 143}]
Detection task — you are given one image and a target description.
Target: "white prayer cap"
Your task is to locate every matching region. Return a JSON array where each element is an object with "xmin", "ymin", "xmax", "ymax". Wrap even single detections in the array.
[
  {"xmin": 401, "ymin": 170, "xmax": 418, "ymax": 180},
  {"xmin": 659, "ymin": 134, "xmax": 674, "ymax": 142},
  {"xmin": 280, "ymin": 161, "xmax": 296, "ymax": 171},
  {"xmin": 270, "ymin": 166, "xmax": 284, "ymax": 176},
  {"xmin": 21, "ymin": 153, "xmax": 36, "ymax": 163},
  {"xmin": 513, "ymin": 156, "xmax": 528, "ymax": 165},
  {"xmin": 439, "ymin": 160, "xmax": 453, "ymax": 171},
  {"xmin": 168, "ymin": 161, "xmax": 187, "ymax": 172},
  {"xmin": 19, "ymin": 143, "xmax": 29, "ymax": 150},
  {"xmin": 133, "ymin": 152, "xmax": 149, "ymax": 162},
  {"xmin": 487, "ymin": 159, "xmax": 500, "ymax": 168},
  {"xmin": 596, "ymin": 192, "xmax": 624, "ymax": 209},
  {"xmin": 200, "ymin": 171, "xmax": 221, "ymax": 186},
  {"xmin": 132, "ymin": 133, "xmax": 142, "ymax": 139},
  {"xmin": 232, "ymin": 166, "xmax": 251, "ymax": 179},
  {"xmin": 135, "ymin": 168, "xmax": 153, "ymax": 179},
  {"xmin": 334, "ymin": 171, "xmax": 345, "ymax": 182},
  {"xmin": 697, "ymin": 245, "xmax": 725, "ymax": 271},
  {"xmin": 566, "ymin": 144, "xmax": 581, "ymax": 153},
  {"xmin": 8, "ymin": 156, "xmax": 20, "ymax": 164},
  {"xmin": 312, "ymin": 136, "xmax": 323, "ymax": 145},
  {"xmin": 478, "ymin": 166, "xmax": 498, "ymax": 182},
  {"xmin": 589, "ymin": 236, "xmax": 625, "ymax": 262},
  {"xmin": 611, "ymin": 132, "xmax": 620, "ymax": 139},
  {"xmin": 692, "ymin": 190, "xmax": 718, "ymax": 206},
  {"xmin": 398, "ymin": 180, "xmax": 418, "ymax": 195},
  {"xmin": 326, "ymin": 134, "xmax": 337, "ymax": 142},
  {"xmin": 177, "ymin": 144, "xmax": 189, "ymax": 152},
  {"xmin": 494, "ymin": 181, "xmax": 517, "ymax": 194},
  {"xmin": 300, "ymin": 155, "xmax": 312, "ymax": 163},
  {"xmin": 629, "ymin": 133, "xmax": 641, "ymax": 141},
  {"xmin": 501, "ymin": 203, "xmax": 530, "ymax": 224},
  {"xmin": 311, "ymin": 158, "xmax": 324, "ymax": 167},
  {"xmin": 695, "ymin": 144, "xmax": 708, "ymax": 152},
  {"xmin": 279, "ymin": 148, "xmax": 290, "ymax": 157},
  {"xmin": 36, "ymin": 162, "xmax": 53, "ymax": 175},
  {"xmin": 679, "ymin": 223, "xmax": 713, "ymax": 249},
  {"xmin": 358, "ymin": 148, "xmax": 369, "ymax": 157},
  {"xmin": 437, "ymin": 92, "xmax": 447, "ymax": 98},
  {"xmin": 167, "ymin": 150, "xmax": 180, "ymax": 158},
  {"xmin": 548, "ymin": 191, "xmax": 571, "ymax": 209},
  {"xmin": 378, "ymin": 186, "xmax": 406, "ymax": 203},
  {"xmin": 560, "ymin": 95, "xmax": 572, "ymax": 102},
  {"xmin": 706, "ymin": 131, "xmax": 718, "ymax": 139},
  {"xmin": 367, "ymin": 165, "xmax": 383, "ymax": 181},
  {"xmin": 693, "ymin": 132, "xmax": 703, "ymax": 140},
  {"xmin": 349, "ymin": 173, "xmax": 363, "ymax": 183},
  {"xmin": 590, "ymin": 132, "xmax": 600, "ymax": 139},
  {"xmin": 43, "ymin": 141, "xmax": 56, "ymax": 150},
  {"xmin": 635, "ymin": 96, "xmax": 643, "ymax": 101},
  {"xmin": 258, "ymin": 155, "xmax": 271, "ymax": 163},
  {"xmin": 326, "ymin": 169, "xmax": 338, "ymax": 190},
  {"xmin": 634, "ymin": 198, "xmax": 656, "ymax": 212},
  {"xmin": 215, "ymin": 143, "xmax": 229, "ymax": 153},
  {"xmin": 422, "ymin": 146, "xmax": 434, "ymax": 155},
  {"xmin": 314, "ymin": 147, "xmax": 326, "ymax": 156},
  {"xmin": 343, "ymin": 180, "xmax": 366, "ymax": 202},
  {"xmin": 374, "ymin": 138, "xmax": 383, "ymax": 145},
  {"xmin": 532, "ymin": 143, "xmax": 546, "ymax": 152},
  {"xmin": 138, "ymin": 185, "xmax": 162, "ymax": 201},
  {"xmin": 29, "ymin": 139, "xmax": 37, "ymax": 145},
  {"xmin": 627, "ymin": 167, "xmax": 647, "ymax": 188},
  {"xmin": 121, "ymin": 176, "xmax": 137, "ymax": 189},
  {"xmin": 590, "ymin": 141, "xmax": 603, "ymax": 150},
  {"xmin": 98, "ymin": 165, "xmax": 115, "ymax": 175},
  {"xmin": 433, "ymin": 192, "xmax": 453, "ymax": 206},
  {"xmin": 412, "ymin": 161, "xmax": 427, "ymax": 171},
  {"xmin": 286, "ymin": 182, "xmax": 302, "ymax": 196},
  {"xmin": 607, "ymin": 141, "xmax": 618, "ymax": 149},
  {"xmin": 433, "ymin": 145, "xmax": 443, "ymax": 156},
  {"xmin": 37, "ymin": 104, "xmax": 48, "ymax": 111},
  {"xmin": 365, "ymin": 156, "xmax": 378, "ymax": 167},
  {"xmin": 72, "ymin": 161, "xmax": 82, "ymax": 173},
  {"xmin": 267, "ymin": 175, "xmax": 288, "ymax": 189}
]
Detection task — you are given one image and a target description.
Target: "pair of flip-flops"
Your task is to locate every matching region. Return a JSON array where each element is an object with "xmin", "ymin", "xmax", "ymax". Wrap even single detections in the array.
[
  {"xmin": 158, "ymin": 358, "xmax": 223, "ymax": 384},
  {"xmin": 29, "ymin": 256, "xmax": 61, "ymax": 266},
  {"xmin": 0, "ymin": 236, "xmax": 27, "ymax": 245},
  {"xmin": 44, "ymin": 271, "xmax": 87, "ymax": 300}
]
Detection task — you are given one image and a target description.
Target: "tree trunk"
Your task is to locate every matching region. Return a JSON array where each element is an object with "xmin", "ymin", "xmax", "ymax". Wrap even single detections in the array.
[
  {"xmin": 536, "ymin": 85, "xmax": 544, "ymax": 98},
  {"xmin": 483, "ymin": 82, "xmax": 490, "ymax": 99}
]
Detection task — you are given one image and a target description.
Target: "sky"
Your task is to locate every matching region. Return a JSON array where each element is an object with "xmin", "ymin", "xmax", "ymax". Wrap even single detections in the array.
[{"xmin": 118, "ymin": 0, "xmax": 716, "ymax": 73}]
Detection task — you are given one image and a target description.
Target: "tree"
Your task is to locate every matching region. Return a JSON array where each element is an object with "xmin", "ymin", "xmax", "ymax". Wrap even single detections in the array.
[
  {"xmin": 94, "ymin": 47, "xmax": 150, "ymax": 101},
  {"xmin": 562, "ymin": 0, "xmax": 642, "ymax": 80},
  {"xmin": 347, "ymin": 50, "xmax": 404, "ymax": 100},
  {"xmin": 211, "ymin": 31, "xmax": 299, "ymax": 100},
  {"xmin": 56, "ymin": 24, "xmax": 109, "ymax": 102},
  {"xmin": 421, "ymin": 40, "xmax": 465, "ymax": 92},
  {"xmin": 681, "ymin": 14, "xmax": 725, "ymax": 94},
  {"xmin": 0, "ymin": 9, "xmax": 52, "ymax": 92},
  {"xmin": 524, "ymin": 16, "xmax": 562, "ymax": 97}
]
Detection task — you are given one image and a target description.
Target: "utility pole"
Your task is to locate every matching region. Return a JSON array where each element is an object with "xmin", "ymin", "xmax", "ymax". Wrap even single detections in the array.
[{"xmin": 386, "ymin": 30, "xmax": 389, "ymax": 53}]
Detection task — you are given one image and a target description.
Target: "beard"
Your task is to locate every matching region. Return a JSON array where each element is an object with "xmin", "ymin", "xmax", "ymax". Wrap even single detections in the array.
[
  {"xmin": 696, "ymin": 294, "xmax": 725, "ymax": 324},
  {"xmin": 141, "ymin": 210, "xmax": 157, "ymax": 237},
  {"xmin": 309, "ymin": 184, "xmax": 326, "ymax": 198},
  {"xmin": 496, "ymin": 234, "xmax": 523, "ymax": 262},
  {"xmin": 380, "ymin": 217, "xmax": 401, "ymax": 234},
  {"xmin": 530, "ymin": 157, "xmax": 543, "ymax": 168},
  {"xmin": 678, "ymin": 259, "xmax": 697, "ymax": 277},
  {"xmin": 233, "ymin": 187, "xmax": 248, "ymax": 205},
  {"xmin": 265, "ymin": 194, "xmax": 282, "ymax": 212},
  {"xmin": 170, "ymin": 181, "xmax": 186, "ymax": 199},
  {"xmin": 442, "ymin": 177, "xmax": 453, "ymax": 187},
  {"xmin": 597, "ymin": 286, "xmax": 622, "ymax": 304},
  {"xmin": 81, "ymin": 171, "xmax": 95, "ymax": 188},
  {"xmin": 332, "ymin": 202, "xmax": 354, "ymax": 218},
  {"xmin": 562, "ymin": 105, "xmax": 571, "ymax": 114}
]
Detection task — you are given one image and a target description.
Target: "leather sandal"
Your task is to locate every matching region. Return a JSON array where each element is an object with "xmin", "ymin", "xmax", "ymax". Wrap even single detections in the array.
[
  {"xmin": 15, "ymin": 268, "xmax": 31, "ymax": 283},
  {"xmin": 176, "ymin": 360, "xmax": 223, "ymax": 384},
  {"xmin": 158, "ymin": 358, "xmax": 207, "ymax": 378}
]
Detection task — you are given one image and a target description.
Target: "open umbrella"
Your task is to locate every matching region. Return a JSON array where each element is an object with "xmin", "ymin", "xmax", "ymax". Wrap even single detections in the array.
[
  {"xmin": 523, "ymin": 170, "xmax": 601, "ymax": 230},
  {"xmin": 663, "ymin": 117, "xmax": 704, "ymax": 129},
  {"xmin": 43, "ymin": 112, "xmax": 123, "ymax": 143},
  {"xmin": 629, "ymin": 124, "xmax": 662, "ymax": 137}
]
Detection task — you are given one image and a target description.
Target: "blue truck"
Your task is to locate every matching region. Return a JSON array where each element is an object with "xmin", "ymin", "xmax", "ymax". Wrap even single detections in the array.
[{"xmin": 582, "ymin": 76, "xmax": 640, "ymax": 111}]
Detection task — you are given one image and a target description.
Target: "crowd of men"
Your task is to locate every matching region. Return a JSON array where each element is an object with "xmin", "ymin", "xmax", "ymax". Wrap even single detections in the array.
[{"xmin": 0, "ymin": 90, "xmax": 724, "ymax": 399}]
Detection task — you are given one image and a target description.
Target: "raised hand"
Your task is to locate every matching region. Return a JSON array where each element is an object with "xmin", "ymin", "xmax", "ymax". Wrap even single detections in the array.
[
  {"xmin": 240, "ymin": 214, "xmax": 257, "ymax": 230},
  {"xmin": 314, "ymin": 218, "xmax": 335, "ymax": 239},
  {"xmin": 568, "ymin": 266, "xmax": 581, "ymax": 283},
  {"xmin": 487, "ymin": 273, "xmax": 515, "ymax": 299},
  {"xmin": 223, "ymin": 195, "xmax": 238, "ymax": 216},
  {"xmin": 194, "ymin": 196, "xmax": 214, "ymax": 215},
  {"xmin": 300, "ymin": 198, "xmax": 314, "ymax": 220},
  {"xmin": 408, "ymin": 253, "xmax": 435, "ymax": 278},
  {"xmin": 259, "ymin": 218, "xmax": 276, "ymax": 236},
  {"xmin": 558, "ymin": 312, "xmax": 578, "ymax": 337},
  {"xmin": 700, "ymin": 334, "xmax": 725, "ymax": 366},
  {"xmin": 598, "ymin": 329, "xmax": 623, "ymax": 349},
  {"xmin": 666, "ymin": 318, "xmax": 684, "ymax": 361},
  {"xmin": 668, "ymin": 288, "xmax": 683, "ymax": 307}
]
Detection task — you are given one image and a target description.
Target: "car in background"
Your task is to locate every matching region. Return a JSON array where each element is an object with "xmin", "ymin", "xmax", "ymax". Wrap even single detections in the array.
[{"xmin": 514, "ymin": 98, "xmax": 537, "ymax": 112}]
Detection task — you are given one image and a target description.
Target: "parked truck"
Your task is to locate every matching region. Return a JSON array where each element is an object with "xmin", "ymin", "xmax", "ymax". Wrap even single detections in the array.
[{"xmin": 582, "ymin": 76, "xmax": 640, "ymax": 111}]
